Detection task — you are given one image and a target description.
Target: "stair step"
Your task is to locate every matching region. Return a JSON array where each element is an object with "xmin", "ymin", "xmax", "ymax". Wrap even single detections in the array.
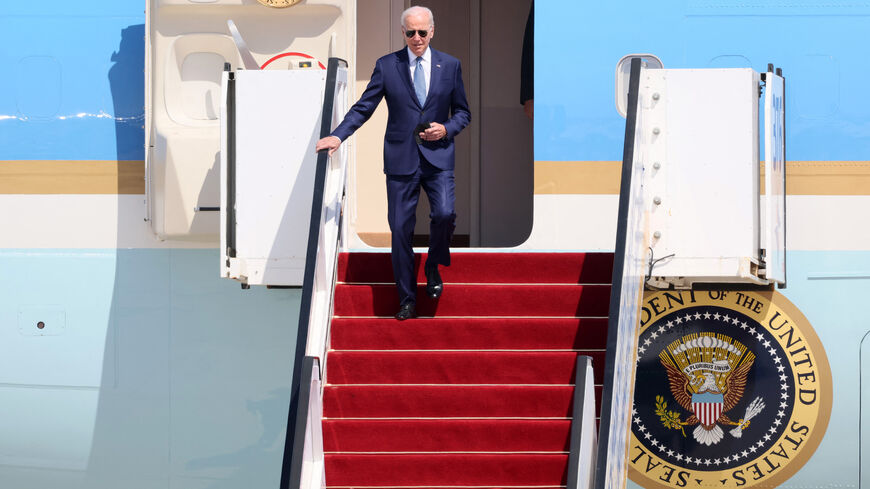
[
  {"xmin": 338, "ymin": 252, "xmax": 613, "ymax": 284},
  {"xmin": 326, "ymin": 351, "xmax": 605, "ymax": 385},
  {"xmin": 325, "ymin": 453, "xmax": 568, "ymax": 486},
  {"xmin": 330, "ymin": 317, "xmax": 608, "ymax": 350},
  {"xmin": 323, "ymin": 419, "xmax": 571, "ymax": 452},
  {"xmin": 333, "ymin": 284, "xmax": 611, "ymax": 317},
  {"xmin": 323, "ymin": 385, "xmax": 602, "ymax": 418}
]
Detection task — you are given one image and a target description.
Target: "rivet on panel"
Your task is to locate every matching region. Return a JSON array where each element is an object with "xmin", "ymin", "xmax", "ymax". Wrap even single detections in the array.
[{"xmin": 653, "ymin": 196, "xmax": 662, "ymax": 205}]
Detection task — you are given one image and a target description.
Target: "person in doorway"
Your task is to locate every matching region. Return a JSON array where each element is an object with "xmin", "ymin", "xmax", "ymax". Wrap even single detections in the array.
[
  {"xmin": 520, "ymin": 0, "xmax": 534, "ymax": 120},
  {"xmin": 315, "ymin": 5, "xmax": 471, "ymax": 320}
]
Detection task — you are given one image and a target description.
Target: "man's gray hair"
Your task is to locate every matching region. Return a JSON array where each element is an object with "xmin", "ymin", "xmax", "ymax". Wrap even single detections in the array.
[{"xmin": 401, "ymin": 6, "xmax": 434, "ymax": 28}]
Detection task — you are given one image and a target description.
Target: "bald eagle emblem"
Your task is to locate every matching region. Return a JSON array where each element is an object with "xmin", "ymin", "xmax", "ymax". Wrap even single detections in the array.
[{"xmin": 656, "ymin": 333, "xmax": 765, "ymax": 446}]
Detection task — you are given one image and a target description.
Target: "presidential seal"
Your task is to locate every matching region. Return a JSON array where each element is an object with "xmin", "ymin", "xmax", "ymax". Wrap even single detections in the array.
[{"xmin": 628, "ymin": 290, "xmax": 831, "ymax": 489}]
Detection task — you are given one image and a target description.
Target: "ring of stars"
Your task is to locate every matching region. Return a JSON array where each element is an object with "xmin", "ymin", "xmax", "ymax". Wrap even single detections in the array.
[{"xmin": 633, "ymin": 308, "xmax": 792, "ymax": 469}]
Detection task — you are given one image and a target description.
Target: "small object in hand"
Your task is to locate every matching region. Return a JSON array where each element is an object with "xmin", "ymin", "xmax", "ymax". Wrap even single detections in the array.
[{"xmin": 414, "ymin": 122, "xmax": 431, "ymax": 144}]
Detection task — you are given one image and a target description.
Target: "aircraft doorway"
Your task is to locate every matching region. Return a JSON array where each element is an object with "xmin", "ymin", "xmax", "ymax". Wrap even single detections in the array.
[{"xmin": 353, "ymin": 0, "xmax": 534, "ymax": 248}]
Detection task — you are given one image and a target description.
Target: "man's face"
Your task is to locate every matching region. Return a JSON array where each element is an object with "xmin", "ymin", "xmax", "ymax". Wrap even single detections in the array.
[{"xmin": 403, "ymin": 12, "xmax": 433, "ymax": 57}]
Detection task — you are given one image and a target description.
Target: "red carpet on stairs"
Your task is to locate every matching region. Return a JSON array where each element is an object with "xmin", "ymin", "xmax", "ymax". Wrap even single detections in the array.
[
  {"xmin": 323, "ymin": 252, "xmax": 612, "ymax": 488},
  {"xmin": 333, "ymin": 283, "xmax": 611, "ymax": 317},
  {"xmin": 323, "ymin": 419, "xmax": 573, "ymax": 451}
]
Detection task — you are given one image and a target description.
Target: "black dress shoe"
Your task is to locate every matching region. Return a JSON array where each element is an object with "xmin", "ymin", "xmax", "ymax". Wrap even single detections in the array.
[
  {"xmin": 425, "ymin": 265, "xmax": 443, "ymax": 299},
  {"xmin": 395, "ymin": 302, "xmax": 417, "ymax": 321}
]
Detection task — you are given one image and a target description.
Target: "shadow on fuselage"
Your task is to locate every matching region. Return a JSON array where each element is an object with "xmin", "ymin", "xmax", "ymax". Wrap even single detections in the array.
[{"xmin": 79, "ymin": 23, "xmax": 298, "ymax": 489}]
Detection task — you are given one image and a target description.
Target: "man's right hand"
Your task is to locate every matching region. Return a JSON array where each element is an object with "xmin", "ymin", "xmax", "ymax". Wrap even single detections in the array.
[
  {"xmin": 523, "ymin": 99, "xmax": 534, "ymax": 120},
  {"xmin": 315, "ymin": 136, "xmax": 341, "ymax": 156}
]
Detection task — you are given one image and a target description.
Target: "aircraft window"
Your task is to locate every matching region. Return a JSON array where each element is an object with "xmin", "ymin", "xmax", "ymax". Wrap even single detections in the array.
[
  {"xmin": 180, "ymin": 52, "xmax": 224, "ymax": 120},
  {"xmin": 164, "ymin": 34, "xmax": 239, "ymax": 127}
]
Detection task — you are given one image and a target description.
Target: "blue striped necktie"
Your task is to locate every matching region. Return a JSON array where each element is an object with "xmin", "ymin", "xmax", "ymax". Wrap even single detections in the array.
[{"xmin": 414, "ymin": 56, "xmax": 426, "ymax": 105}]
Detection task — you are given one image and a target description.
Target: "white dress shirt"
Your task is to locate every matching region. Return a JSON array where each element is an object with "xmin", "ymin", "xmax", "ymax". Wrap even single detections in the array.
[{"xmin": 407, "ymin": 46, "xmax": 431, "ymax": 95}]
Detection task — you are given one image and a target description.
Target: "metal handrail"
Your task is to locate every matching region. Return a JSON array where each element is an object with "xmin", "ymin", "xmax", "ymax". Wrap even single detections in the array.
[
  {"xmin": 279, "ymin": 57, "xmax": 348, "ymax": 489},
  {"xmin": 593, "ymin": 57, "xmax": 647, "ymax": 489}
]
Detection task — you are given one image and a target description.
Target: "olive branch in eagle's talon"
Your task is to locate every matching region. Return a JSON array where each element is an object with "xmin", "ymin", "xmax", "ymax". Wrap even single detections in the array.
[{"xmin": 655, "ymin": 395, "xmax": 687, "ymax": 437}]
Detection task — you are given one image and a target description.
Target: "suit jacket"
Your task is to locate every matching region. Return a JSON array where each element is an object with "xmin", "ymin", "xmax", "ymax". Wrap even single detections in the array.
[{"xmin": 331, "ymin": 48, "xmax": 471, "ymax": 175}]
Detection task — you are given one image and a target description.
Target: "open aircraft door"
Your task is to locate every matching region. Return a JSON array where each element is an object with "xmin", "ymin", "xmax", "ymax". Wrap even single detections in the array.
[
  {"xmin": 616, "ymin": 56, "xmax": 787, "ymax": 289},
  {"xmin": 145, "ymin": 0, "xmax": 355, "ymax": 242},
  {"xmin": 220, "ymin": 60, "xmax": 349, "ymax": 287}
]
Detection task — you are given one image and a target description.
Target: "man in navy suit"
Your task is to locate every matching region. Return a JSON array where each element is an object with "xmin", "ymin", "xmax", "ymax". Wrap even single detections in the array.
[{"xmin": 316, "ymin": 6, "xmax": 471, "ymax": 320}]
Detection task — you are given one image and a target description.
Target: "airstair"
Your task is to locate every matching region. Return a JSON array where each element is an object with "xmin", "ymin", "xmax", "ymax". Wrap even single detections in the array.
[{"xmin": 259, "ymin": 56, "xmax": 786, "ymax": 489}]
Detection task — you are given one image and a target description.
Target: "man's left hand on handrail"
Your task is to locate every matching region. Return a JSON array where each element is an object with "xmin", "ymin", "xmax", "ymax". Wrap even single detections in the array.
[{"xmin": 315, "ymin": 135, "xmax": 341, "ymax": 156}]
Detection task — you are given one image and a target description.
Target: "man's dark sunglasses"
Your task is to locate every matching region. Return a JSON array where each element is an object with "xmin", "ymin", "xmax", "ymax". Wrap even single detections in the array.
[{"xmin": 404, "ymin": 29, "xmax": 429, "ymax": 38}]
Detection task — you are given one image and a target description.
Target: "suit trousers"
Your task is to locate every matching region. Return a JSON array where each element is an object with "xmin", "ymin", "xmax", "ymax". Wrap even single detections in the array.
[{"xmin": 386, "ymin": 157, "xmax": 456, "ymax": 306}]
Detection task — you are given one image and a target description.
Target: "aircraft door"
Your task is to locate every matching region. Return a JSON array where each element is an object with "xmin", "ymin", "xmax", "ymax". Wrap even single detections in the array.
[
  {"xmin": 145, "ymin": 0, "xmax": 355, "ymax": 241},
  {"xmin": 220, "ymin": 64, "xmax": 349, "ymax": 287}
]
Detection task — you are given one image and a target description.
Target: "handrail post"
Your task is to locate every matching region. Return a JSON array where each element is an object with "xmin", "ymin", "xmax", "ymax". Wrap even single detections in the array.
[{"xmin": 567, "ymin": 355, "xmax": 597, "ymax": 489}]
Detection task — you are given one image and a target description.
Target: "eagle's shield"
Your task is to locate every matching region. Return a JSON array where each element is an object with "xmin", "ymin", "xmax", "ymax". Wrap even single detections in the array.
[{"xmin": 691, "ymin": 392, "xmax": 724, "ymax": 426}]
